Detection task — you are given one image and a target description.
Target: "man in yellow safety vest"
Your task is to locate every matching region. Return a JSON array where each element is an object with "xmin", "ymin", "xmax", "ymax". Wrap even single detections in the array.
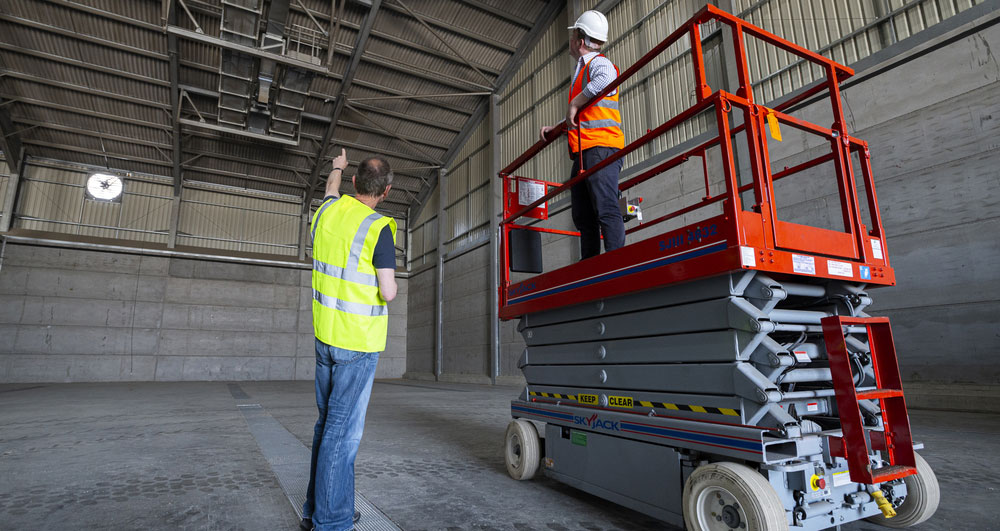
[
  {"xmin": 301, "ymin": 148, "xmax": 397, "ymax": 531},
  {"xmin": 540, "ymin": 10, "xmax": 625, "ymax": 260}
]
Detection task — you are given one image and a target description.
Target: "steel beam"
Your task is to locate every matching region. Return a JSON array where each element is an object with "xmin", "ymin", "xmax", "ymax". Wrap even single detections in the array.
[
  {"xmin": 183, "ymin": 150, "xmax": 309, "ymax": 176},
  {"xmin": 351, "ymin": 80, "xmax": 477, "ymax": 114},
  {"xmin": 326, "ymin": 0, "xmax": 344, "ymax": 67},
  {"xmin": 488, "ymin": 92, "xmax": 501, "ymax": 384},
  {"xmin": 337, "ymin": 119, "xmax": 450, "ymax": 150},
  {"xmin": 318, "ymin": 137, "xmax": 440, "ymax": 166},
  {"xmin": 166, "ymin": 194, "xmax": 182, "ymax": 248},
  {"xmin": 392, "ymin": 0, "xmax": 495, "ymax": 86},
  {"xmin": 1, "ymin": 70, "xmax": 171, "ymax": 110},
  {"xmin": 410, "ymin": 0, "xmax": 564, "ymax": 224},
  {"xmin": 348, "ymin": 92, "xmax": 492, "ymax": 102},
  {"xmin": 171, "ymin": 20, "xmax": 487, "ymax": 92},
  {"xmin": 359, "ymin": 49, "xmax": 494, "ymax": 92},
  {"xmin": 299, "ymin": 0, "xmax": 382, "ymax": 259},
  {"xmin": 0, "ymin": 95, "xmax": 26, "ymax": 233},
  {"xmin": 380, "ymin": 3, "xmax": 516, "ymax": 53},
  {"xmin": 0, "ymin": 94, "xmax": 171, "ymax": 132},
  {"xmin": 182, "ymin": 163, "xmax": 307, "ymax": 189},
  {"xmin": 177, "ymin": 3, "xmax": 496, "ymax": 105},
  {"xmin": 0, "ymin": 98, "xmax": 27, "ymax": 177},
  {"xmin": 343, "ymin": 102, "xmax": 444, "ymax": 165},
  {"xmin": 40, "ymin": 0, "xmax": 163, "ymax": 31},
  {"xmin": 168, "ymin": 1, "xmax": 183, "ymax": 198},
  {"xmin": 456, "ymin": 0, "xmax": 534, "ymax": 28},
  {"xmin": 0, "ymin": 14, "xmax": 169, "ymax": 61},
  {"xmin": 11, "ymin": 119, "xmax": 172, "ymax": 150},
  {"xmin": 435, "ymin": 167, "xmax": 447, "ymax": 381},
  {"xmin": 183, "ymin": 145, "xmax": 424, "ymax": 195},
  {"xmin": 178, "ymin": 118, "xmax": 302, "ymax": 146},
  {"xmin": 346, "ymin": 101, "xmax": 464, "ymax": 132},
  {"xmin": 20, "ymin": 139, "xmax": 170, "ymax": 168},
  {"xmin": 167, "ymin": 26, "xmax": 338, "ymax": 76},
  {"xmin": 174, "ymin": 128, "xmax": 429, "ymax": 190},
  {"xmin": 0, "ymin": 43, "xmax": 171, "ymax": 88},
  {"xmin": 289, "ymin": 3, "xmax": 503, "ymax": 75}
]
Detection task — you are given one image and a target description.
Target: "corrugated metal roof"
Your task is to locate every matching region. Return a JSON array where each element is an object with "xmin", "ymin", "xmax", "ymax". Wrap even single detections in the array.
[{"xmin": 0, "ymin": 0, "xmax": 552, "ymax": 222}]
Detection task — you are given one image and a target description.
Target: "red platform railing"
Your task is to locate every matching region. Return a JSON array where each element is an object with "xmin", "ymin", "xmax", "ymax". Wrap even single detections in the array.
[{"xmin": 498, "ymin": 5, "xmax": 893, "ymax": 320}]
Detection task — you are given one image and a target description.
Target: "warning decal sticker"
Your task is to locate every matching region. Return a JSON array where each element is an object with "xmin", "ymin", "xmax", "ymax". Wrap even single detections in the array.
[
  {"xmin": 871, "ymin": 238, "xmax": 884, "ymax": 260},
  {"xmin": 577, "ymin": 394, "xmax": 599, "ymax": 405},
  {"xmin": 826, "ymin": 260, "xmax": 853, "ymax": 278},
  {"xmin": 792, "ymin": 254, "xmax": 816, "ymax": 275},
  {"xmin": 608, "ymin": 395, "xmax": 634, "ymax": 409}
]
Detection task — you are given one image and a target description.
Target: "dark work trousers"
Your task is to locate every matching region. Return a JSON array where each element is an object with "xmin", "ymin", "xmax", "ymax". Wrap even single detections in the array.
[{"xmin": 570, "ymin": 146, "xmax": 625, "ymax": 260}]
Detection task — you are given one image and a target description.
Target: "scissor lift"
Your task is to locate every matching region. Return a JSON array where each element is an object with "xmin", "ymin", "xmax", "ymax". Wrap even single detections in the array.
[{"xmin": 499, "ymin": 6, "xmax": 939, "ymax": 530}]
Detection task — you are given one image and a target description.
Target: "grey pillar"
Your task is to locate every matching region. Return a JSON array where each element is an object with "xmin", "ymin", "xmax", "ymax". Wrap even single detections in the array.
[
  {"xmin": 0, "ymin": 171, "xmax": 19, "ymax": 233},
  {"xmin": 435, "ymin": 168, "xmax": 447, "ymax": 381},
  {"xmin": 488, "ymin": 93, "xmax": 502, "ymax": 385},
  {"xmin": 299, "ymin": 196, "xmax": 313, "ymax": 259},
  {"xmin": 167, "ymin": 194, "xmax": 182, "ymax": 249}
]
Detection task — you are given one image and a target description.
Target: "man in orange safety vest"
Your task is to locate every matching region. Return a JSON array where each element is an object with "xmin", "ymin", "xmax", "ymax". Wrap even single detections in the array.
[{"xmin": 540, "ymin": 10, "xmax": 625, "ymax": 260}]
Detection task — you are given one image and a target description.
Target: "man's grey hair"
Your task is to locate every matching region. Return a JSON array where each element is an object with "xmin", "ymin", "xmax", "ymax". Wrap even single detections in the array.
[{"xmin": 355, "ymin": 156, "xmax": 393, "ymax": 196}]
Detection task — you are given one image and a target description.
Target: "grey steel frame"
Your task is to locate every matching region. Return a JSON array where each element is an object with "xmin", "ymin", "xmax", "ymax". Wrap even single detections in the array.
[{"xmin": 510, "ymin": 271, "xmax": 909, "ymax": 529}]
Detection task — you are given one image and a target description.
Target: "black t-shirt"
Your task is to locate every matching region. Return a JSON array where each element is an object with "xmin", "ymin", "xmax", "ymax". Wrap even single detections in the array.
[{"xmin": 322, "ymin": 195, "xmax": 396, "ymax": 269}]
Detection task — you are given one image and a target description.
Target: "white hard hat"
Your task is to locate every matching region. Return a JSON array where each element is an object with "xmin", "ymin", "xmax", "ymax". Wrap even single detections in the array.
[{"xmin": 568, "ymin": 10, "xmax": 608, "ymax": 43}]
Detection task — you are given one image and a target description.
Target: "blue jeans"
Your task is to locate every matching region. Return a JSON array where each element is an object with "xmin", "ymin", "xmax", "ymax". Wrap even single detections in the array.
[
  {"xmin": 570, "ymin": 146, "xmax": 625, "ymax": 259},
  {"xmin": 303, "ymin": 338, "xmax": 379, "ymax": 531}
]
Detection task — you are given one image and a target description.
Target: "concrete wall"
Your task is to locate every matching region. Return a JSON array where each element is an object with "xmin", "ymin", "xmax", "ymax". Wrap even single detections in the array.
[
  {"xmin": 764, "ymin": 23, "xmax": 1000, "ymax": 386},
  {"xmin": 404, "ymin": 244, "xmax": 521, "ymax": 384},
  {"xmin": 404, "ymin": 266, "xmax": 435, "ymax": 378},
  {"xmin": 0, "ymin": 243, "xmax": 407, "ymax": 382},
  {"xmin": 404, "ymin": 19, "xmax": 1000, "ymax": 396}
]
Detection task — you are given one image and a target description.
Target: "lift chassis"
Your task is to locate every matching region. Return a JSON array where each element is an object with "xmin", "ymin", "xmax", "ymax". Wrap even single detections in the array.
[{"xmin": 499, "ymin": 6, "xmax": 939, "ymax": 531}]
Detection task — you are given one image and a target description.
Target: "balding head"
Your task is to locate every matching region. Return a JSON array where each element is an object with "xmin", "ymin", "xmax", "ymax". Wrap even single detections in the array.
[{"xmin": 355, "ymin": 156, "xmax": 393, "ymax": 197}]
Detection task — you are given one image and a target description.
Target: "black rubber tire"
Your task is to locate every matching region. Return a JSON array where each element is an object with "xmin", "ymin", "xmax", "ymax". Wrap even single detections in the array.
[
  {"xmin": 504, "ymin": 419, "xmax": 540, "ymax": 480},
  {"xmin": 682, "ymin": 461, "xmax": 789, "ymax": 531},
  {"xmin": 866, "ymin": 453, "xmax": 940, "ymax": 528}
]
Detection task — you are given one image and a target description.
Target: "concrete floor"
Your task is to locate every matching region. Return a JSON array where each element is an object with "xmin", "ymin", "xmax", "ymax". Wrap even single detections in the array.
[{"xmin": 0, "ymin": 380, "xmax": 997, "ymax": 530}]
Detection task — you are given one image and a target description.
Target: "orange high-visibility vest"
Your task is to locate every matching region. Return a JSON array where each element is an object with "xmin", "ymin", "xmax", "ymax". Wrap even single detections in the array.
[{"xmin": 568, "ymin": 54, "xmax": 624, "ymax": 153}]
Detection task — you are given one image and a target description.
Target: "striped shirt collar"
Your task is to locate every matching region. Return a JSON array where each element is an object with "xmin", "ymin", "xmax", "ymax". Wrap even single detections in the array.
[{"xmin": 574, "ymin": 51, "xmax": 602, "ymax": 82}]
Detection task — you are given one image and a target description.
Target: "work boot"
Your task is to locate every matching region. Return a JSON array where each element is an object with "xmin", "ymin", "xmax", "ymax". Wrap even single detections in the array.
[{"xmin": 299, "ymin": 512, "xmax": 357, "ymax": 529}]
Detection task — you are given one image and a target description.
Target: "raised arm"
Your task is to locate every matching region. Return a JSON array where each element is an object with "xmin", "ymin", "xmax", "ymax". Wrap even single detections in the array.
[{"xmin": 324, "ymin": 148, "xmax": 348, "ymax": 198}]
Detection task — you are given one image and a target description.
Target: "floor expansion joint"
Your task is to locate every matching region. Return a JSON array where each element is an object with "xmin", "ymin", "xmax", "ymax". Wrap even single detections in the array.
[{"xmin": 235, "ymin": 388, "xmax": 401, "ymax": 530}]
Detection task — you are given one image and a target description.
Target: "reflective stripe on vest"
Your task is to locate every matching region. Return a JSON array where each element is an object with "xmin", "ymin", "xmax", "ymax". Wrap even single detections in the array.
[
  {"xmin": 310, "ymin": 195, "xmax": 396, "ymax": 352},
  {"xmin": 313, "ymin": 290, "xmax": 388, "ymax": 316},
  {"xmin": 568, "ymin": 55, "xmax": 624, "ymax": 153},
  {"xmin": 310, "ymin": 197, "xmax": 338, "ymax": 240}
]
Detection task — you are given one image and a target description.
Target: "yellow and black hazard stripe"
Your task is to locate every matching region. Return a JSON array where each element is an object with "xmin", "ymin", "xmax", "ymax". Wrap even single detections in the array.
[
  {"xmin": 529, "ymin": 391, "xmax": 577, "ymax": 400},
  {"xmin": 638, "ymin": 400, "xmax": 740, "ymax": 417},
  {"xmin": 529, "ymin": 391, "xmax": 739, "ymax": 417}
]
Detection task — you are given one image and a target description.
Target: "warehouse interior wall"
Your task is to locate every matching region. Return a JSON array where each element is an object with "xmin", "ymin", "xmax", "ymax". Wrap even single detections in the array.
[
  {"xmin": 808, "ymin": 20, "xmax": 1000, "ymax": 405},
  {"xmin": 0, "ymin": 159, "xmax": 409, "ymax": 383},
  {"xmin": 0, "ymin": 242, "xmax": 407, "ymax": 382},
  {"xmin": 405, "ymin": 0, "xmax": 1000, "ymax": 409}
]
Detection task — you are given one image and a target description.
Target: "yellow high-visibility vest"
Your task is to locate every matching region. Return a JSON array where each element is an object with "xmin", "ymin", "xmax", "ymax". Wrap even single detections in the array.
[{"xmin": 311, "ymin": 195, "xmax": 397, "ymax": 352}]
